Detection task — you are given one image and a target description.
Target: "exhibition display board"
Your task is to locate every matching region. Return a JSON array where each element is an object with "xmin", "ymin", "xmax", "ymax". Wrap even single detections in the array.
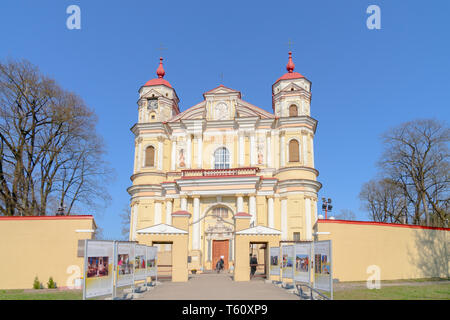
[
  {"xmin": 313, "ymin": 240, "xmax": 333, "ymax": 293},
  {"xmin": 116, "ymin": 241, "xmax": 135, "ymax": 288},
  {"xmin": 146, "ymin": 246, "xmax": 158, "ymax": 277},
  {"xmin": 83, "ymin": 240, "xmax": 115, "ymax": 299},
  {"xmin": 134, "ymin": 244, "xmax": 147, "ymax": 281},
  {"xmin": 281, "ymin": 245, "xmax": 294, "ymax": 279},
  {"xmin": 294, "ymin": 242, "xmax": 311, "ymax": 284},
  {"xmin": 83, "ymin": 241, "xmax": 159, "ymax": 300},
  {"xmin": 269, "ymin": 247, "xmax": 280, "ymax": 276}
]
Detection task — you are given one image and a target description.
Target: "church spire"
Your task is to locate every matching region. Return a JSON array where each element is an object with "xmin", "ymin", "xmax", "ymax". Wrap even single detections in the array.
[
  {"xmin": 156, "ymin": 57, "xmax": 165, "ymax": 78},
  {"xmin": 286, "ymin": 51, "xmax": 295, "ymax": 73}
]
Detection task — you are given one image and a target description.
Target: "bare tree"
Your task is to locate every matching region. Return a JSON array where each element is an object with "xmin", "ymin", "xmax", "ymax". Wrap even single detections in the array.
[
  {"xmin": 380, "ymin": 119, "xmax": 449, "ymax": 226},
  {"xmin": 334, "ymin": 209, "xmax": 357, "ymax": 220},
  {"xmin": 359, "ymin": 178, "xmax": 407, "ymax": 223},
  {"xmin": 0, "ymin": 59, "xmax": 112, "ymax": 216},
  {"xmin": 360, "ymin": 119, "xmax": 449, "ymax": 227},
  {"xmin": 120, "ymin": 204, "xmax": 131, "ymax": 240}
]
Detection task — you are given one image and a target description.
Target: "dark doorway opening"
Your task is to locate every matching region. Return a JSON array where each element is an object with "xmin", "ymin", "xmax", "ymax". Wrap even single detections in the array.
[{"xmin": 249, "ymin": 242, "xmax": 268, "ymax": 280}]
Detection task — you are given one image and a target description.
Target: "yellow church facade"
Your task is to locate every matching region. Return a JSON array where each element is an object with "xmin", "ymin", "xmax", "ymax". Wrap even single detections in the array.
[{"xmin": 128, "ymin": 52, "xmax": 321, "ymax": 277}]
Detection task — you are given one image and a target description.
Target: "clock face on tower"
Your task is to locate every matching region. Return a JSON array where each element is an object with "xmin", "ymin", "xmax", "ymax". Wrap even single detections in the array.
[{"xmin": 147, "ymin": 99, "xmax": 158, "ymax": 112}]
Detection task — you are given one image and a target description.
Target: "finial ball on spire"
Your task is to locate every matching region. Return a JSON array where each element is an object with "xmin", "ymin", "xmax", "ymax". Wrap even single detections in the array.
[
  {"xmin": 286, "ymin": 51, "xmax": 295, "ymax": 73},
  {"xmin": 156, "ymin": 57, "xmax": 165, "ymax": 78}
]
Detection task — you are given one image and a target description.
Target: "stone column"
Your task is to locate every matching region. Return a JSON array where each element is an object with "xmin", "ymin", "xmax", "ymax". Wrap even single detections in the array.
[
  {"xmin": 197, "ymin": 135, "xmax": 203, "ymax": 168},
  {"xmin": 236, "ymin": 195, "xmax": 244, "ymax": 213},
  {"xmin": 157, "ymin": 139, "xmax": 163, "ymax": 171},
  {"xmin": 280, "ymin": 133, "xmax": 285, "ymax": 167},
  {"xmin": 181, "ymin": 196, "xmax": 187, "ymax": 211},
  {"xmin": 154, "ymin": 201, "xmax": 162, "ymax": 225},
  {"xmin": 309, "ymin": 133, "xmax": 315, "ymax": 168},
  {"xmin": 193, "ymin": 196, "xmax": 200, "ymax": 250},
  {"xmin": 134, "ymin": 140, "xmax": 138, "ymax": 173},
  {"xmin": 249, "ymin": 194, "xmax": 256, "ymax": 225},
  {"xmin": 165, "ymin": 199, "xmax": 173, "ymax": 225},
  {"xmin": 274, "ymin": 131, "xmax": 280, "ymax": 168},
  {"xmin": 171, "ymin": 139, "xmax": 177, "ymax": 170},
  {"xmin": 250, "ymin": 134, "xmax": 256, "ymax": 165},
  {"xmin": 281, "ymin": 198, "xmax": 288, "ymax": 240},
  {"xmin": 187, "ymin": 134, "xmax": 192, "ymax": 168},
  {"xmin": 305, "ymin": 197, "xmax": 312, "ymax": 240},
  {"xmin": 302, "ymin": 130, "xmax": 308, "ymax": 166},
  {"xmin": 132, "ymin": 203, "xmax": 138, "ymax": 241},
  {"xmin": 266, "ymin": 133, "xmax": 272, "ymax": 167},
  {"xmin": 137, "ymin": 137, "xmax": 143, "ymax": 171},
  {"xmin": 267, "ymin": 196, "xmax": 274, "ymax": 229},
  {"xmin": 239, "ymin": 134, "xmax": 244, "ymax": 166}
]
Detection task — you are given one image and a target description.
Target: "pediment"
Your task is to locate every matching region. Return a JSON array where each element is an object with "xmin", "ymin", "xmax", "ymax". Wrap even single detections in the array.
[
  {"xmin": 169, "ymin": 99, "xmax": 274, "ymax": 122},
  {"xmin": 236, "ymin": 225, "xmax": 281, "ymax": 235},
  {"xmin": 203, "ymin": 85, "xmax": 241, "ymax": 99},
  {"xmin": 141, "ymin": 88, "xmax": 164, "ymax": 99},
  {"xmin": 280, "ymin": 82, "xmax": 304, "ymax": 93},
  {"xmin": 136, "ymin": 223, "xmax": 188, "ymax": 234}
]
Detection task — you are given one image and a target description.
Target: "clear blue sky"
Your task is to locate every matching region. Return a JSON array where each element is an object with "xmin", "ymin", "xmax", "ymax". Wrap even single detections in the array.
[{"xmin": 1, "ymin": 0, "xmax": 449, "ymax": 239}]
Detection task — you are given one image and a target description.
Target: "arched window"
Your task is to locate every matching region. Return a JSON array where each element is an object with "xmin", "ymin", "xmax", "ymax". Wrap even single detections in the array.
[
  {"xmin": 289, "ymin": 105, "xmax": 298, "ymax": 117},
  {"xmin": 145, "ymin": 146, "xmax": 155, "ymax": 167},
  {"xmin": 214, "ymin": 147, "xmax": 230, "ymax": 169},
  {"xmin": 289, "ymin": 139, "xmax": 300, "ymax": 162},
  {"xmin": 212, "ymin": 207, "xmax": 229, "ymax": 218}
]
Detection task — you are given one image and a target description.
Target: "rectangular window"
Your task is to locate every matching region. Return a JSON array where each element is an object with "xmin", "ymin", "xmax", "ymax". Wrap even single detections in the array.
[
  {"xmin": 293, "ymin": 232, "xmax": 301, "ymax": 242},
  {"xmin": 213, "ymin": 207, "xmax": 228, "ymax": 218}
]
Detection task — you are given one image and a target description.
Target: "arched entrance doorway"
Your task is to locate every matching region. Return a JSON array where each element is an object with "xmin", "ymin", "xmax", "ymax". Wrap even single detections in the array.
[{"xmin": 203, "ymin": 204, "xmax": 235, "ymax": 271}]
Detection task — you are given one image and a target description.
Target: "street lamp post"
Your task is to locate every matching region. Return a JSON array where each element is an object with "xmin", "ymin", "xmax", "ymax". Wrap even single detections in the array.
[{"xmin": 321, "ymin": 198, "xmax": 333, "ymax": 219}]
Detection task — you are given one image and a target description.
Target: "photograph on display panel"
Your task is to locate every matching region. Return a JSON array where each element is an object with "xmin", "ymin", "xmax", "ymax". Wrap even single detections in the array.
[
  {"xmin": 269, "ymin": 247, "xmax": 280, "ymax": 276},
  {"xmin": 116, "ymin": 242, "xmax": 135, "ymax": 287},
  {"xmin": 84, "ymin": 240, "xmax": 114, "ymax": 299},
  {"xmin": 294, "ymin": 243, "xmax": 311, "ymax": 284},
  {"xmin": 313, "ymin": 240, "xmax": 332, "ymax": 292},
  {"xmin": 134, "ymin": 245, "xmax": 147, "ymax": 281},
  {"xmin": 146, "ymin": 246, "xmax": 157, "ymax": 277},
  {"xmin": 281, "ymin": 245, "xmax": 294, "ymax": 279}
]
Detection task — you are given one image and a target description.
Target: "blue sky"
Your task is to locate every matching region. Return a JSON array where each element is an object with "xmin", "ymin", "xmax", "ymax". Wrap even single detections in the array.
[{"xmin": 1, "ymin": 0, "xmax": 449, "ymax": 239}]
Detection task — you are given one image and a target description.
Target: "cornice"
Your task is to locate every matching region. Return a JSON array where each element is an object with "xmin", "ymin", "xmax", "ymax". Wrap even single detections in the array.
[{"xmin": 274, "ymin": 166, "xmax": 319, "ymax": 177}]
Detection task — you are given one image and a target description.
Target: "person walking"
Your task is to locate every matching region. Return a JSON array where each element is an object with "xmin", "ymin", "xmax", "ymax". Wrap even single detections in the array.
[
  {"xmin": 216, "ymin": 256, "xmax": 224, "ymax": 273},
  {"xmin": 250, "ymin": 255, "xmax": 258, "ymax": 278}
]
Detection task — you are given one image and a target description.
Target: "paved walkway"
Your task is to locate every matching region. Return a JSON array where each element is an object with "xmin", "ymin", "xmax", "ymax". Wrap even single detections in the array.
[{"xmin": 137, "ymin": 273, "xmax": 299, "ymax": 300}]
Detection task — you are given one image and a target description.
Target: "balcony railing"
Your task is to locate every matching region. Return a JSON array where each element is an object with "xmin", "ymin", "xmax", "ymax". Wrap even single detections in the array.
[{"xmin": 181, "ymin": 167, "xmax": 259, "ymax": 177}]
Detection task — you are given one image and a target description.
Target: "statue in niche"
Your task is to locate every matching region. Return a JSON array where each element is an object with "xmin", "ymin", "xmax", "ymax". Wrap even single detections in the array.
[
  {"xmin": 257, "ymin": 141, "xmax": 264, "ymax": 165},
  {"xmin": 179, "ymin": 148, "xmax": 185, "ymax": 167}
]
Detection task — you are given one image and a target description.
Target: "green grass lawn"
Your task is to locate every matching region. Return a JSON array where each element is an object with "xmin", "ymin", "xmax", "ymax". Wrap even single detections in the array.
[
  {"xmin": 0, "ymin": 289, "xmax": 82, "ymax": 300},
  {"xmin": 334, "ymin": 283, "xmax": 450, "ymax": 300}
]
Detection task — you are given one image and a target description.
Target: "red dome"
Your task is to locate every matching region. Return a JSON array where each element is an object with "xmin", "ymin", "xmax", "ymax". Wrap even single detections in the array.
[
  {"xmin": 274, "ymin": 51, "xmax": 304, "ymax": 84},
  {"xmin": 143, "ymin": 57, "xmax": 172, "ymax": 88},
  {"xmin": 144, "ymin": 78, "xmax": 172, "ymax": 88}
]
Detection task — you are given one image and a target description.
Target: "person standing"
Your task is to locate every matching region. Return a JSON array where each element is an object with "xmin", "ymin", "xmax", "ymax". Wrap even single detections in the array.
[
  {"xmin": 216, "ymin": 256, "xmax": 224, "ymax": 273},
  {"xmin": 250, "ymin": 255, "xmax": 258, "ymax": 278}
]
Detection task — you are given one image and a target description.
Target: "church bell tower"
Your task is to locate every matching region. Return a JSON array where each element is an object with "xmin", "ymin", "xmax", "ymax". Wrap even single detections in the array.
[
  {"xmin": 272, "ymin": 52, "xmax": 312, "ymax": 118},
  {"xmin": 137, "ymin": 57, "xmax": 180, "ymax": 123}
]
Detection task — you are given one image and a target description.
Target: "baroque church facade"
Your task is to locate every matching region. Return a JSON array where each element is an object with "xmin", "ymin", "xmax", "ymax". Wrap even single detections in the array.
[{"xmin": 128, "ymin": 52, "xmax": 321, "ymax": 272}]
